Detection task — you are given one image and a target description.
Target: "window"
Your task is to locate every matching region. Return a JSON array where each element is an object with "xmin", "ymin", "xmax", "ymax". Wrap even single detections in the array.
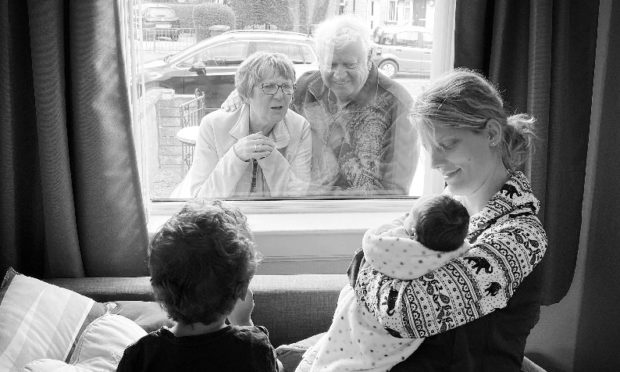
[
  {"xmin": 145, "ymin": 7, "xmax": 175, "ymax": 18},
  {"xmin": 253, "ymin": 42, "xmax": 317, "ymax": 64},
  {"xmin": 196, "ymin": 42, "xmax": 247, "ymax": 65},
  {"xmin": 121, "ymin": 0, "xmax": 454, "ymax": 221},
  {"xmin": 404, "ymin": 3, "xmax": 412, "ymax": 23},
  {"xmin": 395, "ymin": 31, "xmax": 417, "ymax": 47},
  {"xmin": 388, "ymin": 1, "xmax": 397, "ymax": 22}
]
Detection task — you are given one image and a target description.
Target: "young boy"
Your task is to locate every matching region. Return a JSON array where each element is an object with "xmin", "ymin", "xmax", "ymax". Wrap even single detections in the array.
[
  {"xmin": 117, "ymin": 200, "xmax": 281, "ymax": 372},
  {"xmin": 297, "ymin": 195, "xmax": 471, "ymax": 372}
]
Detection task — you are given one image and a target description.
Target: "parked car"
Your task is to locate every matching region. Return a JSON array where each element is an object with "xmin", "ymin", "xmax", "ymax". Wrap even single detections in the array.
[
  {"xmin": 134, "ymin": 3, "xmax": 181, "ymax": 41},
  {"xmin": 140, "ymin": 30, "xmax": 319, "ymax": 106},
  {"xmin": 371, "ymin": 26, "xmax": 432, "ymax": 78}
]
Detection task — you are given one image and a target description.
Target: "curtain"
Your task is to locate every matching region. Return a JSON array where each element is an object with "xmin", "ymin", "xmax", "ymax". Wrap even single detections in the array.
[
  {"xmin": 453, "ymin": 0, "xmax": 600, "ymax": 304},
  {"xmin": 0, "ymin": 0, "xmax": 148, "ymax": 278},
  {"xmin": 573, "ymin": 1, "xmax": 620, "ymax": 369}
]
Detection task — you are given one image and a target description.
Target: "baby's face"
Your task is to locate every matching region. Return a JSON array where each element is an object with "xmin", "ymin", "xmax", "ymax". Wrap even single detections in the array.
[{"xmin": 403, "ymin": 210, "xmax": 418, "ymax": 238}]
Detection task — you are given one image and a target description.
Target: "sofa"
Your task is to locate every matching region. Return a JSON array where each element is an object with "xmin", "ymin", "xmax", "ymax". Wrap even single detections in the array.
[
  {"xmin": 0, "ymin": 269, "xmax": 545, "ymax": 371},
  {"xmin": 0, "ymin": 269, "xmax": 347, "ymax": 371},
  {"xmin": 48, "ymin": 274, "xmax": 349, "ymax": 349}
]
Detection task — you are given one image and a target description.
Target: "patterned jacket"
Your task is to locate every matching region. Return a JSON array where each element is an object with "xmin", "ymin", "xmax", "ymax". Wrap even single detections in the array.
[
  {"xmin": 292, "ymin": 64, "xmax": 417, "ymax": 195},
  {"xmin": 352, "ymin": 171, "xmax": 547, "ymax": 340}
]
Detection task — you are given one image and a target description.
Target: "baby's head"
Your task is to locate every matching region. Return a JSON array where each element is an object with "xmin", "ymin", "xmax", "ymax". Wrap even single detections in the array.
[
  {"xmin": 148, "ymin": 200, "xmax": 260, "ymax": 326},
  {"xmin": 408, "ymin": 195, "xmax": 470, "ymax": 252}
]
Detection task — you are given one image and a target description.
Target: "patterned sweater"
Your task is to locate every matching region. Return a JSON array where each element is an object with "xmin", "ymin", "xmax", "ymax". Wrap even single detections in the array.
[
  {"xmin": 354, "ymin": 171, "xmax": 547, "ymax": 338},
  {"xmin": 292, "ymin": 64, "xmax": 417, "ymax": 196}
]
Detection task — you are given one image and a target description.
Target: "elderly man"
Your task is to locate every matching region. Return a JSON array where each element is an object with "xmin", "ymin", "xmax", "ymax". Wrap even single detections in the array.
[
  {"xmin": 294, "ymin": 15, "xmax": 418, "ymax": 195},
  {"xmin": 222, "ymin": 15, "xmax": 418, "ymax": 196}
]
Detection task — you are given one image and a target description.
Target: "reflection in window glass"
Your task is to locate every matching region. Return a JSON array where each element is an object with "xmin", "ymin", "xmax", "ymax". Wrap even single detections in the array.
[
  {"xmin": 197, "ymin": 42, "xmax": 248, "ymax": 65},
  {"xmin": 145, "ymin": 7, "xmax": 175, "ymax": 18},
  {"xmin": 123, "ymin": 0, "xmax": 437, "ymax": 201},
  {"xmin": 254, "ymin": 42, "xmax": 316, "ymax": 64}
]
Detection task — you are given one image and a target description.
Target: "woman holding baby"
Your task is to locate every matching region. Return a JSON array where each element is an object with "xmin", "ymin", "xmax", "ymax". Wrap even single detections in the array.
[{"xmin": 298, "ymin": 68, "xmax": 548, "ymax": 372}]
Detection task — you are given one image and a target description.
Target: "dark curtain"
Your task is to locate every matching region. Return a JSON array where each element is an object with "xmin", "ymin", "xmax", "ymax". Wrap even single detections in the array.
[
  {"xmin": 453, "ymin": 0, "xmax": 600, "ymax": 305},
  {"xmin": 0, "ymin": 0, "xmax": 148, "ymax": 278},
  {"xmin": 573, "ymin": 1, "xmax": 620, "ymax": 369}
]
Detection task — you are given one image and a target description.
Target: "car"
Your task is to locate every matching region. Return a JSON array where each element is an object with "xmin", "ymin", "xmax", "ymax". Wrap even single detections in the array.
[
  {"xmin": 134, "ymin": 3, "xmax": 181, "ymax": 41},
  {"xmin": 140, "ymin": 30, "xmax": 319, "ymax": 107},
  {"xmin": 371, "ymin": 25, "xmax": 433, "ymax": 78}
]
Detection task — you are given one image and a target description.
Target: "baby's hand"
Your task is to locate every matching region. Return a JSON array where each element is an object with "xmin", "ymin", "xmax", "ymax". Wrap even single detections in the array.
[
  {"xmin": 228, "ymin": 288, "xmax": 254, "ymax": 326},
  {"xmin": 402, "ymin": 212, "xmax": 415, "ymax": 237}
]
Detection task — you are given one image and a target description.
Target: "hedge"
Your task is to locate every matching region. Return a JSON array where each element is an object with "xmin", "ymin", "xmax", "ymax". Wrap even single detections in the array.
[
  {"xmin": 229, "ymin": 0, "xmax": 295, "ymax": 31},
  {"xmin": 192, "ymin": 3, "xmax": 236, "ymax": 40},
  {"xmin": 165, "ymin": 2, "xmax": 235, "ymax": 32}
]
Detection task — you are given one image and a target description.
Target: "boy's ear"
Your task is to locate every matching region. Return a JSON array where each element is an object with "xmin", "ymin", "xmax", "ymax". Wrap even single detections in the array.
[{"xmin": 234, "ymin": 280, "xmax": 249, "ymax": 300}]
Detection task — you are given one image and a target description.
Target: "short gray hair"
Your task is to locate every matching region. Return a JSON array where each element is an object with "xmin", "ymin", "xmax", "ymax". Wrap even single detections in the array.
[
  {"xmin": 235, "ymin": 52, "xmax": 296, "ymax": 102},
  {"xmin": 313, "ymin": 15, "xmax": 371, "ymax": 64}
]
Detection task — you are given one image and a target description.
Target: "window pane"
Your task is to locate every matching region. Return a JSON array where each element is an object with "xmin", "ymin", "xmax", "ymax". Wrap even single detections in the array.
[
  {"xmin": 197, "ymin": 42, "xmax": 247, "ymax": 65},
  {"xmin": 253, "ymin": 42, "xmax": 315, "ymax": 64},
  {"xmin": 145, "ymin": 8, "xmax": 175, "ymax": 18},
  {"xmin": 123, "ymin": 0, "xmax": 442, "ymax": 201}
]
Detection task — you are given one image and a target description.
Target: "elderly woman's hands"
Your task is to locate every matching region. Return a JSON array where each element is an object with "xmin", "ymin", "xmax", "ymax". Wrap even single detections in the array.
[{"xmin": 233, "ymin": 132, "xmax": 275, "ymax": 162}]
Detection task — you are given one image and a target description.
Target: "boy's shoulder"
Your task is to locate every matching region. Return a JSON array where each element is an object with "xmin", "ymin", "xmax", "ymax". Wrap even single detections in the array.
[
  {"xmin": 122, "ymin": 327, "xmax": 172, "ymax": 353},
  {"xmin": 228, "ymin": 324, "xmax": 272, "ymax": 345}
]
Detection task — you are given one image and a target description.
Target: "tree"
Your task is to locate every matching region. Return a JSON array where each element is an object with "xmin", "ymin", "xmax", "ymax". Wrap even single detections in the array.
[
  {"xmin": 192, "ymin": 3, "xmax": 236, "ymax": 41},
  {"xmin": 229, "ymin": 0, "xmax": 294, "ymax": 31}
]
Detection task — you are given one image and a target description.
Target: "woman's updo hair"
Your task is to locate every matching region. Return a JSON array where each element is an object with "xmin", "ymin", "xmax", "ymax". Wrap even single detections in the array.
[{"xmin": 412, "ymin": 68, "xmax": 537, "ymax": 170}]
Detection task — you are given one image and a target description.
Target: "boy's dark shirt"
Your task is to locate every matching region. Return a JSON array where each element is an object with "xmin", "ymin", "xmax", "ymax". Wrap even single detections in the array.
[{"xmin": 116, "ymin": 325, "xmax": 277, "ymax": 372}]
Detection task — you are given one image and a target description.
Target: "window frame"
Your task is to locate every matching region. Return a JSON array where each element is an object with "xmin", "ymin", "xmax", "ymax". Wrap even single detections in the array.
[{"xmin": 123, "ymin": 0, "xmax": 456, "ymax": 260}]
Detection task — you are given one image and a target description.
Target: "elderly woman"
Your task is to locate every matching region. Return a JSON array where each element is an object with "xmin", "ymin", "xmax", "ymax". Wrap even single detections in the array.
[
  {"xmin": 223, "ymin": 16, "xmax": 418, "ymax": 196},
  {"xmin": 174, "ymin": 52, "xmax": 312, "ymax": 198}
]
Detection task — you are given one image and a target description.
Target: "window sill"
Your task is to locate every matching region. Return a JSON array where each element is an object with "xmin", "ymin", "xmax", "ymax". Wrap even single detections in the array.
[{"xmin": 147, "ymin": 199, "xmax": 411, "ymax": 274}]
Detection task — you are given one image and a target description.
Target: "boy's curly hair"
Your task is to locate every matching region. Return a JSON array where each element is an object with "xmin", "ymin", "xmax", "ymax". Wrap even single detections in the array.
[{"xmin": 148, "ymin": 200, "xmax": 260, "ymax": 325}]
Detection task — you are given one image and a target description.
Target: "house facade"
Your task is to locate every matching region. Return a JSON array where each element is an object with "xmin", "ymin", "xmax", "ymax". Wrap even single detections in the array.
[{"xmin": 339, "ymin": 0, "xmax": 435, "ymax": 31}]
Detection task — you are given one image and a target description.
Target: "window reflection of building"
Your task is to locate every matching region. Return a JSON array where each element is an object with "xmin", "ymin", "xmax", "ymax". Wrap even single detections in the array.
[
  {"xmin": 376, "ymin": 0, "xmax": 431, "ymax": 27},
  {"xmin": 388, "ymin": 0, "xmax": 397, "ymax": 22}
]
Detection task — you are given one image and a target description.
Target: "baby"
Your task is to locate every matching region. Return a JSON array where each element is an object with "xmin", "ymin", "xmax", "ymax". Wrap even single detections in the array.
[{"xmin": 297, "ymin": 194, "xmax": 470, "ymax": 372}]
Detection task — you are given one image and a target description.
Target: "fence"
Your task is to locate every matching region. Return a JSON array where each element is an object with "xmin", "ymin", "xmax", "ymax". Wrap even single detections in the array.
[
  {"xmin": 139, "ymin": 27, "xmax": 197, "ymax": 53},
  {"xmin": 177, "ymin": 93, "xmax": 218, "ymax": 174}
]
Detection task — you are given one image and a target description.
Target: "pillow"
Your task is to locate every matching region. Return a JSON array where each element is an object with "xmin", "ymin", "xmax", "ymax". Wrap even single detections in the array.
[
  {"xmin": 110, "ymin": 301, "xmax": 173, "ymax": 332},
  {"xmin": 24, "ymin": 313, "xmax": 147, "ymax": 372},
  {"xmin": 0, "ymin": 267, "xmax": 106, "ymax": 371},
  {"xmin": 276, "ymin": 332, "xmax": 325, "ymax": 372}
]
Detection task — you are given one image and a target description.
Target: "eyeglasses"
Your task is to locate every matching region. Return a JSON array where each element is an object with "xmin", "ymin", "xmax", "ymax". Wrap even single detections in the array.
[{"xmin": 260, "ymin": 83, "xmax": 295, "ymax": 95}]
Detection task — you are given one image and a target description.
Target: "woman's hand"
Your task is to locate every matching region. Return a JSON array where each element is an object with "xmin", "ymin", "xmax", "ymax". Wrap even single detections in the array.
[{"xmin": 233, "ymin": 132, "xmax": 275, "ymax": 162}]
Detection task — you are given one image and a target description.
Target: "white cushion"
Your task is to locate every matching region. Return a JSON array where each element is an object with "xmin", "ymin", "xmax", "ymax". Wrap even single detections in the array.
[
  {"xmin": 0, "ymin": 271, "xmax": 95, "ymax": 371},
  {"xmin": 25, "ymin": 313, "xmax": 146, "ymax": 372}
]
